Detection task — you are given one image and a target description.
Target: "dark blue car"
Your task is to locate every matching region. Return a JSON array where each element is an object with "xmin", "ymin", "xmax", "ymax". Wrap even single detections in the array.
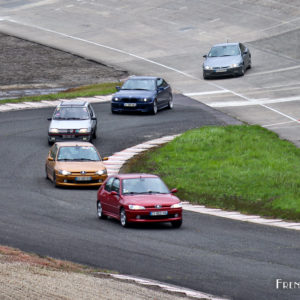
[{"xmin": 111, "ymin": 76, "xmax": 173, "ymax": 115}]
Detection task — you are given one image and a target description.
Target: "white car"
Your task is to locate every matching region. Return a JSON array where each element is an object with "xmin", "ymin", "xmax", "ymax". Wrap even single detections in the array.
[{"xmin": 48, "ymin": 101, "xmax": 97, "ymax": 145}]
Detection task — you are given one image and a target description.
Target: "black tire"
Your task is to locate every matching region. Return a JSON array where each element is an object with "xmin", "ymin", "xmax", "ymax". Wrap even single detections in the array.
[
  {"xmin": 152, "ymin": 100, "xmax": 158, "ymax": 115},
  {"xmin": 171, "ymin": 220, "xmax": 182, "ymax": 228},
  {"xmin": 239, "ymin": 65, "xmax": 245, "ymax": 76},
  {"xmin": 97, "ymin": 201, "xmax": 107, "ymax": 219},
  {"xmin": 92, "ymin": 128, "xmax": 97, "ymax": 139},
  {"xmin": 53, "ymin": 173, "xmax": 58, "ymax": 188},
  {"xmin": 203, "ymin": 72, "xmax": 208, "ymax": 80},
  {"xmin": 120, "ymin": 208, "xmax": 128, "ymax": 227},
  {"xmin": 48, "ymin": 139, "xmax": 53, "ymax": 146},
  {"xmin": 167, "ymin": 95, "xmax": 173, "ymax": 109},
  {"xmin": 45, "ymin": 166, "xmax": 49, "ymax": 180}
]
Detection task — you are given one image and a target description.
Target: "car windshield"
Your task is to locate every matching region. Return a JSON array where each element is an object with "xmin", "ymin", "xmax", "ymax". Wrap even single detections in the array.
[
  {"xmin": 208, "ymin": 45, "xmax": 240, "ymax": 57},
  {"xmin": 53, "ymin": 107, "xmax": 90, "ymax": 120},
  {"xmin": 57, "ymin": 146, "xmax": 100, "ymax": 161},
  {"xmin": 122, "ymin": 177, "xmax": 170, "ymax": 195},
  {"xmin": 121, "ymin": 79, "xmax": 156, "ymax": 91}
]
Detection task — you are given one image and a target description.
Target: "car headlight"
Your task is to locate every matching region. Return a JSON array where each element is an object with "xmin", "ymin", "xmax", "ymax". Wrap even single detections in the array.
[
  {"xmin": 58, "ymin": 170, "xmax": 71, "ymax": 175},
  {"xmin": 112, "ymin": 97, "xmax": 119, "ymax": 101},
  {"xmin": 78, "ymin": 128, "xmax": 89, "ymax": 133},
  {"xmin": 142, "ymin": 98, "xmax": 151, "ymax": 102},
  {"xmin": 128, "ymin": 205, "xmax": 146, "ymax": 210},
  {"xmin": 231, "ymin": 64, "xmax": 238, "ymax": 68},
  {"xmin": 96, "ymin": 169, "xmax": 107, "ymax": 175},
  {"xmin": 204, "ymin": 66, "xmax": 213, "ymax": 70},
  {"xmin": 49, "ymin": 128, "xmax": 59, "ymax": 133},
  {"xmin": 171, "ymin": 203, "xmax": 182, "ymax": 208}
]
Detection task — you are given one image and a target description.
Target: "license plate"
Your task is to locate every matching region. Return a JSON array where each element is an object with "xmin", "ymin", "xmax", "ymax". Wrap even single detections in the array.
[
  {"xmin": 124, "ymin": 103, "xmax": 136, "ymax": 107},
  {"xmin": 150, "ymin": 211, "xmax": 168, "ymax": 216},
  {"xmin": 75, "ymin": 176, "xmax": 92, "ymax": 181},
  {"xmin": 216, "ymin": 69, "xmax": 227, "ymax": 72},
  {"xmin": 62, "ymin": 135, "xmax": 75, "ymax": 138}
]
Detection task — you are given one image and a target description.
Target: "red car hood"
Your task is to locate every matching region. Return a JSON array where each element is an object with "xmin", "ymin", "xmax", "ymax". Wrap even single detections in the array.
[{"xmin": 122, "ymin": 193, "xmax": 180, "ymax": 206}]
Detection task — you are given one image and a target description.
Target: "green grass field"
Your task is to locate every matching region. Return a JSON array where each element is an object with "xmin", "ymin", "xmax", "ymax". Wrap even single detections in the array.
[
  {"xmin": 0, "ymin": 82, "xmax": 120, "ymax": 104},
  {"xmin": 122, "ymin": 125, "xmax": 300, "ymax": 221}
]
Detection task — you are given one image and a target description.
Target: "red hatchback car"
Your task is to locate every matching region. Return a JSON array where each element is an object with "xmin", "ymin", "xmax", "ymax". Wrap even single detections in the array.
[{"xmin": 97, "ymin": 174, "xmax": 182, "ymax": 228}]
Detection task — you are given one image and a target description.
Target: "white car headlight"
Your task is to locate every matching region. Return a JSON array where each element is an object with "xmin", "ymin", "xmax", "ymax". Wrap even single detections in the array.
[
  {"xmin": 58, "ymin": 170, "xmax": 71, "ymax": 175},
  {"xmin": 113, "ymin": 97, "xmax": 119, "ymax": 101},
  {"xmin": 96, "ymin": 169, "xmax": 107, "ymax": 175},
  {"xmin": 79, "ymin": 128, "xmax": 89, "ymax": 133},
  {"xmin": 129, "ymin": 205, "xmax": 145, "ymax": 210},
  {"xmin": 231, "ymin": 64, "xmax": 238, "ymax": 68},
  {"xmin": 49, "ymin": 128, "xmax": 59, "ymax": 133},
  {"xmin": 204, "ymin": 66, "xmax": 213, "ymax": 70},
  {"xmin": 171, "ymin": 203, "xmax": 182, "ymax": 208}
]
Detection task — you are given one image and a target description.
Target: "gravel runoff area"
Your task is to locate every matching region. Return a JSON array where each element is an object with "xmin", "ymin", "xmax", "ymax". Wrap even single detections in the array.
[
  {"xmin": 0, "ymin": 34, "xmax": 209, "ymax": 300},
  {"xmin": 0, "ymin": 32, "xmax": 128, "ymax": 99}
]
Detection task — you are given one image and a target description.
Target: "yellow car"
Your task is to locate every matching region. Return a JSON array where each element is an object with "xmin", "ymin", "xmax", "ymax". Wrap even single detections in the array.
[{"xmin": 45, "ymin": 142, "xmax": 108, "ymax": 187}]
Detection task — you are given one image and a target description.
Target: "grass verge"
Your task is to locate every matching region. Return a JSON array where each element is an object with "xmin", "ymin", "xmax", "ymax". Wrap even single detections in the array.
[
  {"xmin": 121, "ymin": 125, "xmax": 300, "ymax": 221},
  {"xmin": 0, "ymin": 82, "xmax": 120, "ymax": 104}
]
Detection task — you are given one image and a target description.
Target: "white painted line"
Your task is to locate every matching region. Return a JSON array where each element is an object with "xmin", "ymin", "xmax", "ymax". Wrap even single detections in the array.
[
  {"xmin": 248, "ymin": 65, "xmax": 300, "ymax": 77},
  {"xmin": 263, "ymin": 120, "xmax": 296, "ymax": 128},
  {"xmin": 107, "ymin": 273, "xmax": 227, "ymax": 300},
  {"xmin": 184, "ymin": 90, "xmax": 230, "ymax": 96}
]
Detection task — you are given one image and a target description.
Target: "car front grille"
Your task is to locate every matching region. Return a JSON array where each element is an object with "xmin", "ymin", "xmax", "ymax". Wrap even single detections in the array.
[{"xmin": 121, "ymin": 98, "xmax": 138, "ymax": 103}]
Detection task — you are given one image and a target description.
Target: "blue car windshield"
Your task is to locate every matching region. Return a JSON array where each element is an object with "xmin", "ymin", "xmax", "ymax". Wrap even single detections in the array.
[
  {"xmin": 122, "ymin": 177, "xmax": 170, "ymax": 195},
  {"xmin": 57, "ymin": 146, "xmax": 100, "ymax": 161},
  {"xmin": 121, "ymin": 79, "xmax": 156, "ymax": 91},
  {"xmin": 208, "ymin": 45, "xmax": 240, "ymax": 57}
]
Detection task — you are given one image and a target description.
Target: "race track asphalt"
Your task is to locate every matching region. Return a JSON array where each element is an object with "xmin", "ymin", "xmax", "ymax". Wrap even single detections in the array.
[{"xmin": 0, "ymin": 96, "xmax": 299, "ymax": 300}]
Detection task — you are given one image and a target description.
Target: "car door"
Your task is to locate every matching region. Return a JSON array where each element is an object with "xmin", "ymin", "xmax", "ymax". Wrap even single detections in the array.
[
  {"xmin": 240, "ymin": 43, "xmax": 250, "ymax": 68},
  {"xmin": 156, "ymin": 78, "xmax": 167, "ymax": 108},
  {"xmin": 109, "ymin": 178, "xmax": 121, "ymax": 216},
  {"xmin": 100, "ymin": 177, "xmax": 114, "ymax": 213},
  {"xmin": 88, "ymin": 104, "xmax": 97, "ymax": 135},
  {"xmin": 46, "ymin": 144, "xmax": 58, "ymax": 180}
]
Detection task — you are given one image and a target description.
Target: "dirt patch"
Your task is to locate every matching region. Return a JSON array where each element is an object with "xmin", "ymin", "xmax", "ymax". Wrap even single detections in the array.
[{"xmin": 0, "ymin": 33, "xmax": 128, "ymax": 99}]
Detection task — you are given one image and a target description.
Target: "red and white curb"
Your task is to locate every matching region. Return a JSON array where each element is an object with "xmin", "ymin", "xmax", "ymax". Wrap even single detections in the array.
[
  {"xmin": 99, "ymin": 273, "xmax": 228, "ymax": 300},
  {"xmin": 103, "ymin": 135, "xmax": 300, "ymax": 232},
  {"xmin": 0, "ymin": 95, "xmax": 111, "ymax": 112}
]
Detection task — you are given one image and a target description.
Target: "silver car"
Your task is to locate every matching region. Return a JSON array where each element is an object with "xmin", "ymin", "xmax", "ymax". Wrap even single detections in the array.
[
  {"xmin": 203, "ymin": 42, "xmax": 251, "ymax": 79},
  {"xmin": 48, "ymin": 101, "xmax": 97, "ymax": 145}
]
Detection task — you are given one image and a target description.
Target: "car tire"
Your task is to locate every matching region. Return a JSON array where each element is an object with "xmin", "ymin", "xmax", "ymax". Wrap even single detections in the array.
[
  {"xmin": 48, "ymin": 139, "xmax": 53, "ymax": 146},
  {"xmin": 171, "ymin": 220, "xmax": 182, "ymax": 228},
  {"xmin": 239, "ymin": 65, "xmax": 245, "ymax": 76},
  {"xmin": 97, "ymin": 201, "xmax": 107, "ymax": 219},
  {"xmin": 167, "ymin": 95, "xmax": 173, "ymax": 109},
  {"xmin": 45, "ymin": 166, "xmax": 49, "ymax": 180},
  {"xmin": 53, "ymin": 173, "xmax": 58, "ymax": 188},
  {"xmin": 120, "ymin": 208, "xmax": 128, "ymax": 227},
  {"xmin": 152, "ymin": 100, "xmax": 158, "ymax": 115},
  {"xmin": 93, "ymin": 128, "xmax": 97, "ymax": 139},
  {"xmin": 203, "ymin": 72, "xmax": 208, "ymax": 80}
]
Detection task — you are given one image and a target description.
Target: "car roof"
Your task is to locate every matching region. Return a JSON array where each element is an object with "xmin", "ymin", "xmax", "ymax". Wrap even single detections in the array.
[
  {"xmin": 127, "ymin": 76, "xmax": 159, "ymax": 80},
  {"xmin": 212, "ymin": 42, "xmax": 239, "ymax": 47},
  {"xmin": 115, "ymin": 173, "xmax": 159, "ymax": 179},
  {"xmin": 55, "ymin": 141, "xmax": 94, "ymax": 147},
  {"xmin": 59, "ymin": 100, "xmax": 88, "ymax": 107}
]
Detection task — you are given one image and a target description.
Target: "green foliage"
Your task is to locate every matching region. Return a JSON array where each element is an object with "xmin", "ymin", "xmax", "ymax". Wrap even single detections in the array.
[
  {"xmin": 122, "ymin": 125, "xmax": 300, "ymax": 221},
  {"xmin": 0, "ymin": 82, "xmax": 120, "ymax": 104}
]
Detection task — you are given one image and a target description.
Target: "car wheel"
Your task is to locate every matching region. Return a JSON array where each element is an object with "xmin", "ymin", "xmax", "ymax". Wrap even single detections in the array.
[
  {"xmin": 203, "ymin": 72, "xmax": 208, "ymax": 80},
  {"xmin": 53, "ymin": 173, "xmax": 58, "ymax": 188},
  {"xmin": 93, "ymin": 128, "xmax": 97, "ymax": 139},
  {"xmin": 120, "ymin": 208, "xmax": 128, "ymax": 227},
  {"xmin": 171, "ymin": 220, "xmax": 182, "ymax": 228},
  {"xmin": 167, "ymin": 95, "xmax": 173, "ymax": 109},
  {"xmin": 239, "ymin": 65, "xmax": 245, "ymax": 76},
  {"xmin": 152, "ymin": 100, "xmax": 158, "ymax": 115},
  {"xmin": 97, "ymin": 201, "xmax": 106, "ymax": 219},
  {"xmin": 48, "ymin": 139, "xmax": 53, "ymax": 146},
  {"xmin": 248, "ymin": 61, "xmax": 252, "ymax": 69}
]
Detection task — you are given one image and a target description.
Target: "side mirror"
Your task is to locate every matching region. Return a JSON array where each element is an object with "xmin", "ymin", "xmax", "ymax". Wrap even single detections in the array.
[
  {"xmin": 47, "ymin": 118, "xmax": 52, "ymax": 121},
  {"xmin": 171, "ymin": 188, "xmax": 178, "ymax": 193},
  {"xmin": 203, "ymin": 54, "xmax": 207, "ymax": 58},
  {"xmin": 48, "ymin": 156, "xmax": 54, "ymax": 161},
  {"xmin": 116, "ymin": 86, "xmax": 121, "ymax": 91},
  {"xmin": 243, "ymin": 49, "xmax": 248, "ymax": 55},
  {"xmin": 91, "ymin": 117, "xmax": 97, "ymax": 120},
  {"xmin": 157, "ymin": 87, "xmax": 164, "ymax": 92},
  {"xmin": 111, "ymin": 191, "xmax": 118, "ymax": 196},
  {"xmin": 102, "ymin": 157, "xmax": 108, "ymax": 161}
]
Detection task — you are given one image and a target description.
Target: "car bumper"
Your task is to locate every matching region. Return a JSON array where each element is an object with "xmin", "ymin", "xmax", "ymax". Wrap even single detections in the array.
[
  {"xmin": 111, "ymin": 102, "xmax": 153, "ymax": 113},
  {"xmin": 55, "ymin": 174, "xmax": 107, "ymax": 187},
  {"xmin": 125, "ymin": 208, "xmax": 182, "ymax": 223},
  {"xmin": 203, "ymin": 66, "xmax": 242, "ymax": 77},
  {"xmin": 48, "ymin": 133, "xmax": 91, "ymax": 143}
]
